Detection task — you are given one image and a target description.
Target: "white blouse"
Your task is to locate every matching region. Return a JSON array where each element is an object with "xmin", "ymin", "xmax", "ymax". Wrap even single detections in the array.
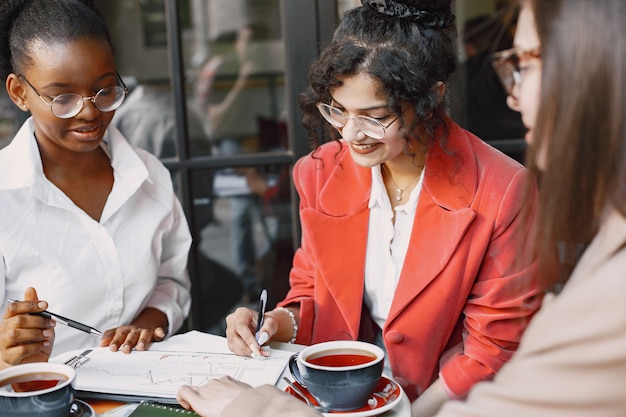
[
  {"xmin": 364, "ymin": 165, "xmax": 424, "ymax": 329},
  {"xmin": 0, "ymin": 119, "xmax": 192, "ymax": 356}
]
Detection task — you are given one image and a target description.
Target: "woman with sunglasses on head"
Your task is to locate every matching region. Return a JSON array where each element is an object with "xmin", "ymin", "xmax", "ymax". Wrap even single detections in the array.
[
  {"xmin": 219, "ymin": 1, "xmax": 543, "ymax": 415},
  {"xmin": 0, "ymin": 0, "xmax": 191, "ymax": 369},
  {"xmin": 436, "ymin": 0, "xmax": 626, "ymax": 415}
]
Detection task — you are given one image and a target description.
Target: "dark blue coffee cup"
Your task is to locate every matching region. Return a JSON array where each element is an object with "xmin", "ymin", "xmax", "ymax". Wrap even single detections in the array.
[{"xmin": 289, "ymin": 340, "xmax": 384, "ymax": 411}]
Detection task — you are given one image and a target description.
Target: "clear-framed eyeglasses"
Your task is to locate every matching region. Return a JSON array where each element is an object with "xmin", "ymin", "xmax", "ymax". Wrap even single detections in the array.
[
  {"xmin": 491, "ymin": 47, "xmax": 541, "ymax": 95},
  {"xmin": 316, "ymin": 102, "xmax": 401, "ymax": 140},
  {"xmin": 18, "ymin": 73, "xmax": 129, "ymax": 119}
]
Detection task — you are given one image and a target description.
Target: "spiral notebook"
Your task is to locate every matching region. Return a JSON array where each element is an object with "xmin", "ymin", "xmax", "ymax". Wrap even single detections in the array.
[{"xmin": 129, "ymin": 401, "xmax": 199, "ymax": 416}]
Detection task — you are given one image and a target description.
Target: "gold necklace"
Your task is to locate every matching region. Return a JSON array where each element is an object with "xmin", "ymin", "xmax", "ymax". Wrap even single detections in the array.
[{"xmin": 381, "ymin": 164, "xmax": 423, "ymax": 201}]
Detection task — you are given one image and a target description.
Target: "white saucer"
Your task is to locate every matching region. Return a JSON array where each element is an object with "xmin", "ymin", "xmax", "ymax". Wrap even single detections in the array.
[{"xmin": 69, "ymin": 399, "xmax": 95, "ymax": 417}]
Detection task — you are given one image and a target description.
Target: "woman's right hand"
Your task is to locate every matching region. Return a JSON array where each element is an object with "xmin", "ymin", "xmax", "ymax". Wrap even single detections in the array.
[
  {"xmin": 225, "ymin": 306, "xmax": 286, "ymax": 358},
  {"xmin": 225, "ymin": 306, "xmax": 269, "ymax": 358},
  {"xmin": 0, "ymin": 287, "xmax": 55, "ymax": 368}
]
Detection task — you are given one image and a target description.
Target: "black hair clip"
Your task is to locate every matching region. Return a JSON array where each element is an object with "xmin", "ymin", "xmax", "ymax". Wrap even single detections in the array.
[{"xmin": 361, "ymin": 0, "xmax": 455, "ymax": 28}]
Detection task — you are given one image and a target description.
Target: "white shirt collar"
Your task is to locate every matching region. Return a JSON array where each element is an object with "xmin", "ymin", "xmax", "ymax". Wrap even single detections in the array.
[
  {"xmin": 0, "ymin": 118, "xmax": 151, "ymax": 223},
  {"xmin": 369, "ymin": 164, "xmax": 388, "ymax": 209}
]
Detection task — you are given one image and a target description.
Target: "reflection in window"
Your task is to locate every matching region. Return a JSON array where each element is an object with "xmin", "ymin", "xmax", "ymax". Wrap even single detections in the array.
[
  {"xmin": 98, "ymin": 0, "xmax": 294, "ymax": 333},
  {"xmin": 187, "ymin": 0, "xmax": 286, "ymax": 156}
]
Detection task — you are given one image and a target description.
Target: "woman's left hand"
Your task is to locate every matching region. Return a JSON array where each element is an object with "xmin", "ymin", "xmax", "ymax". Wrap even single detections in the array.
[
  {"xmin": 99, "ymin": 307, "xmax": 168, "ymax": 353},
  {"xmin": 177, "ymin": 375, "xmax": 252, "ymax": 417}
]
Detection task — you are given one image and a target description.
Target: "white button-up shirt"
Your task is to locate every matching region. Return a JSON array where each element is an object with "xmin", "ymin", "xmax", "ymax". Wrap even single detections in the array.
[
  {"xmin": 364, "ymin": 165, "xmax": 424, "ymax": 329},
  {"xmin": 0, "ymin": 119, "xmax": 192, "ymax": 356}
]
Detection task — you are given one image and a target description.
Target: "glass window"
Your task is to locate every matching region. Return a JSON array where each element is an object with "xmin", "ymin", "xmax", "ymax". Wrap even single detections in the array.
[
  {"xmin": 186, "ymin": 0, "xmax": 286, "ymax": 155},
  {"xmin": 96, "ymin": 0, "xmax": 294, "ymax": 334}
]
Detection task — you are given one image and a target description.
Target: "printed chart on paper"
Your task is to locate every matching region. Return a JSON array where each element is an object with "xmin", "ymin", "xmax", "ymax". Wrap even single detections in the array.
[{"xmin": 69, "ymin": 348, "xmax": 293, "ymax": 399}]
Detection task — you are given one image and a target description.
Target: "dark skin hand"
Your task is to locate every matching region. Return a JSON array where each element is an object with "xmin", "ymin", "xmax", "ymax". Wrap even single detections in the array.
[
  {"xmin": 99, "ymin": 307, "xmax": 168, "ymax": 354},
  {"xmin": 1, "ymin": 291, "xmax": 167, "ymax": 365},
  {"xmin": 0, "ymin": 287, "xmax": 55, "ymax": 370}
]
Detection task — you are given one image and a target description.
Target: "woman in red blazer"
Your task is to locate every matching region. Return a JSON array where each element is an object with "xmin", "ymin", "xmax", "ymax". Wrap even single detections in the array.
[{"xmin": 224, "ymin": 0, "xmax": 543, "ymax": 414}]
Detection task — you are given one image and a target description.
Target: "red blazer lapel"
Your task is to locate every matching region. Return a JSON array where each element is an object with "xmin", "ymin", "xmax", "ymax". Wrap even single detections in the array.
[
  {"xmin": 388, "ymin": 123, "xmax": 479, "ymax": 322},
  {"xmin": 388, "ymin": 195, "xmax": 476, "ymax": 322},
  {"xmin": 299, "ymin": 147, "xmax": 372, "ymax": 337}
]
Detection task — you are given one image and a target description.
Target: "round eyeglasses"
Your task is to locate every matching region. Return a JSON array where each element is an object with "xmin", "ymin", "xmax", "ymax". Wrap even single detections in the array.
[
  {"xmin": 491, "ymin": 47, "xmax": 541, "ymax": 95},
  {"xmin": 19, "ymin": 73, "xmax": 128, "ymax": 119},
  {"xmin": 316, "ymin": 102, "xmax": 401, "ymax": 140}
]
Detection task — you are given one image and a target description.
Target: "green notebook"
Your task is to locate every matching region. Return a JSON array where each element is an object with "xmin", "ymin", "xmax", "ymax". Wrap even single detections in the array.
[{"xmin": 129, "ymin": 401, "xmax": 199, "ymax": 416}]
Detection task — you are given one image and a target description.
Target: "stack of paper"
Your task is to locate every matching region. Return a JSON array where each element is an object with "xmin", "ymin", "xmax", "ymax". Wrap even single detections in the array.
[{"xmin": 51, "ymin": 331, "xmax": 294, "ymax": 403}]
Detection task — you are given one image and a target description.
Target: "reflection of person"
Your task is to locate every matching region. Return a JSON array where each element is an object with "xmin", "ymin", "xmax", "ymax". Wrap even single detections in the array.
[
  {"xmin": 177, "ymin": 0, "xmax": 626, "ymax": 416},
  {"xmin": 223, "ymin": 0, "xmax": 542, "ymax": 415},
  {"xmin": 194, "ymin": 25, "xmax": 270, "ymax": 301},
  {"xmin": 0, "ymin": 0, "xmax": 191, "ymax": 368},
  {"xmin": 113, "ymin": 83, "xmax": 212, "ymax": 159}
]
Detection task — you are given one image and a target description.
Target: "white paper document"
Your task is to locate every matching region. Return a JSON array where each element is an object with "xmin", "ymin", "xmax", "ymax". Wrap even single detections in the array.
[{"xmin": 52, "ymin": 332, "xmax": 293, "ymax": 401}]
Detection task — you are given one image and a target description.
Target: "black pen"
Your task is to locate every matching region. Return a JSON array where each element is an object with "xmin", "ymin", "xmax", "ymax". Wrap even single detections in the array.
[
  {"xmin": 7, "ymin": 299, "xmax": 103, "ymax": 336},
  {"xmin": 255, "ymin": 289, "xmax": 268, "ymax": 344}
]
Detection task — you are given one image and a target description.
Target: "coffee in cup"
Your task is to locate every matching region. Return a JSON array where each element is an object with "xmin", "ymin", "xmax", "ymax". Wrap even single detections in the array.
[
  {"xmin": 289, "ymin": 340, "xmax": 384, "ymax": 411},
  {"xmin": 0, "ymin": 362, "xmax": 76, "ymax": 417}
]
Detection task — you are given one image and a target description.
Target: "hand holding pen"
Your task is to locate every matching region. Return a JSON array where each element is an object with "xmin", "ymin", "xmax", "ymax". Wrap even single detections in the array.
[
  {"xmin": 7, "ymin": 299, "xmax": 102, "ymax": 336},
  {"xmin": 0, "ymin": 287, "xmax": 55, "ymax": 366},
  {"xmin": 225, "ymin": 288, "xmax": 299, "ymax": 358}
]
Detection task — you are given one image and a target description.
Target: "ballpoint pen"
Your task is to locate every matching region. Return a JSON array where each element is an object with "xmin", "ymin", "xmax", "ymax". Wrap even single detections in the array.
[
  {"xmin": 255, "ymin": 289, "xmax": 268, "ymax": 344},
  {"xmin": 7, "ymin": 299, "xmax": 103, "ymax": 336}
]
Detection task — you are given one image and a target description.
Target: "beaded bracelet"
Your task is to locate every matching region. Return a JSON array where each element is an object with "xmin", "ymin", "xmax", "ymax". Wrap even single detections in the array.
[{"xmin": 275, "ymin": 307, "xmax": 298, "ymax": 343}]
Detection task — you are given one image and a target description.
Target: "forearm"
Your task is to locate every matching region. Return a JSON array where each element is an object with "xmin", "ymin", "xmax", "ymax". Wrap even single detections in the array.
[
  {"xmin": 222, "ymin": 384, "xmax": 321, "ymax": 417},
  {"xmin": 147, "ymin": 278, "xmax": 190, "ymax": 336}
]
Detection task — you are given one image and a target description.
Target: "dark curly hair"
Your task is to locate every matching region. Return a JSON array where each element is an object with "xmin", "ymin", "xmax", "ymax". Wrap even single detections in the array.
[
  {"xmin": 298, "ymin": 0, "xmax": 457, "ymax": 153},
  {"xmin": 0, "ymin": 0, "xmax": 111, "ymax": 82}
]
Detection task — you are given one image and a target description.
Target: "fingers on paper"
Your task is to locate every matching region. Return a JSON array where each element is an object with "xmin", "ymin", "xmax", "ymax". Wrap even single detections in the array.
[
  {"xmin": 101, "ymin": 326, "xmax": 135, "ymax": 353},
  {"xmin": 176, "ymin": 384, "xmax": 198, "ymax": 410},
  {"xmin": 135, "ymin": 328, "xmax": 161, "ymax": 351},
  {"xmin": 225, "ymin": 306, "xmax": 261, "ymax": 356},
  {"xmin": 154, "ymin": 327, "xmax": 166, "ymax": 340}
]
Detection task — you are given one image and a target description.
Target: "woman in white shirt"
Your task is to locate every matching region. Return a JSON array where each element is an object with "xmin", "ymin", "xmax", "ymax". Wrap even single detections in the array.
[{"xmin": 0, "ymin": 0, "xmax": 191, "ymax": 369}]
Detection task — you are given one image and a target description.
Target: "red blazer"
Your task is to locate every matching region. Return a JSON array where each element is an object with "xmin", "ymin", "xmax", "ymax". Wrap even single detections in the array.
[{"xmin": 279, "ymin": 120, "xmax": 543, "ymax": 401}]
